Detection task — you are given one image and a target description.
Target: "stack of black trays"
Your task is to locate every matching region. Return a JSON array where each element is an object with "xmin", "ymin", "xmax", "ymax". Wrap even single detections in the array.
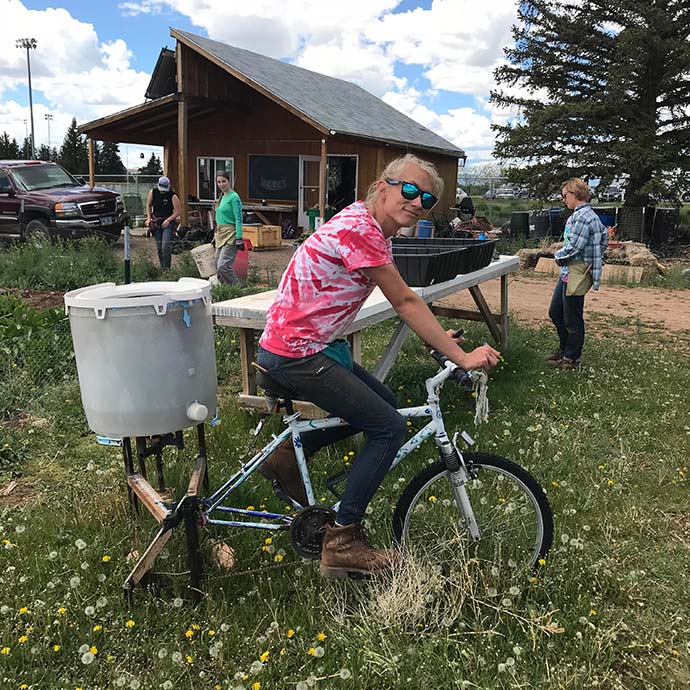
[{"xmin": 392, "ymin": 238, "xmax": 499, "ymax": 286}]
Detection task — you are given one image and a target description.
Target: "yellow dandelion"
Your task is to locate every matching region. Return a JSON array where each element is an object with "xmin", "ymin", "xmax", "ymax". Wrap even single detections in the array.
[
  {"xmin": 280, "ymin": 647, "xmax": 287, "ymax": 656},
  {"xmin": 264, "ymin": 537, "xmax": 272, "ymax": 545},
  {"xmin": 0, "ymin": 647, "xmax": 10, "ymax": 654},
  {"xmin": 671, "ymin": 649, "xmax": 680, "ymax": 657},
  {"xmin": 57, "ymin": 607, "xmax": 67, "ymax": 615},
  {"xmin": 18, "ymin": 607, "xmax": 28, "ymax": 614},
  {"xmin": 316, "ymin": 632, "xmax": 327, "ymax": 641},
  {"xmin": 348, "ymin": 451, "xmax": 354, "ymax": 456},
  {"xmin": 246, "ymin": 505, "xmax": 255, "ymax": 511},
  {"xmin": 208, "ymin": 630, "xmax": 216, "ymax": 637},
  {"xmin": 186, "ymin": 654, "xmax": 193, "ymax": 663},
  {"xmin": 428, "ymin": 495, "xmax": 437, "ymax": 503},
  {"xmin": 274, "ymin": 554, "xmax": 283, "ymax": 562},
  {"xmin": 538, "ymin": 558, "xmax": 546, "ymax": 566},
  {"xmin": 102, "ymin": 555, "xmax": 111, "ymax": 562},
  {"xmin": 25, "ymin": 626, "xmax": 33, "ymax": 633},
  {"xmin": 589, "ymin": 609, "xmax": 597, "ymax": 616},
  {"xmin": 551, "ymin": 481, "xmax": 560, "ymax": 488},
  {"xmin": 185, "ymin": 629, "xmax": 194, "ymax": 638},
  {"xmin": 125, "ymin": 619, "xmax": 135, "ymax": 628},
  {"xmin": 252, "ymin": 683, "xmax": 261, "ymax": 690},
  {"xmin": 53, "ymin": 645, "xmax": 61, "ymax": 652},
  {"xmin": 287, "ymin": 629, "xmax": 295, "ymax": 638},
  {"xmin": 90, "ymin": 646, "xmax": 98, "ymax": 655},
  {"xmin": 259, "ymin": 650, "xmax": 269, "ymax": 663},
  {"xmin": 93, "ymin": 625, "xmax": 102, "ymax": 632},
  {"xmin": 308, "ymin": 647, "xmax": 316, "ymax": 656},
  {"xmin": 191, "ymin": 624, "xmax": 201, "ymax": 630},
  {"xmin": 18, "ymin": 636, "xmax": 28, "ymax": 644},
  {"xmin": 20, "ymin": 684, "xmax": 28, "ymax": 689}
]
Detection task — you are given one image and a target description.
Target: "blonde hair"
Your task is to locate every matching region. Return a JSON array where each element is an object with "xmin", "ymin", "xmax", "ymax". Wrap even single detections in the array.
[
  {"xmin": 561, "ymin": 177, "xmax": 590, "ymax": 202},
  {"xmin": 365, "ymin": 154, "xmax": 444, "ymax": 210}
]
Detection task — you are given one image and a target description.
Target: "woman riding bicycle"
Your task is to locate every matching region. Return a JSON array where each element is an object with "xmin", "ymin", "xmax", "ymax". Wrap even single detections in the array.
[{"xmin": 257, "ymin": 154, "xmax": 500, "ymax": 579}]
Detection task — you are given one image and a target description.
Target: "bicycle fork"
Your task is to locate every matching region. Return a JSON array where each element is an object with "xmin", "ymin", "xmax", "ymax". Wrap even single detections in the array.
[{"xmin": 438, "ymin": 432, "xmax": 481, "ymax": 542}]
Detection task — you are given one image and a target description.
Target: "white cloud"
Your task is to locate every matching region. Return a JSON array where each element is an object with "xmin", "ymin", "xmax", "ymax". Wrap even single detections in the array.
[{"xmin": 0, "ymin": 0, "xmax": 152, "ymax": 148}]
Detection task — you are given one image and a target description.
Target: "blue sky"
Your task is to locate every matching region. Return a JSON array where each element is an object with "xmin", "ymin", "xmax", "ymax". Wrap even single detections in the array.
[{"xmin": 3, "ymin": 0, "xmax": 521, "ymax": 168}]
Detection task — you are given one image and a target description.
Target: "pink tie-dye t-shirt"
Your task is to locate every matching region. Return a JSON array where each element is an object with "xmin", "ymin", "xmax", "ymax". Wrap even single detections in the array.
[{"xmin": 259, "ymin": 201, "xmax": 393, "ymax": 358}]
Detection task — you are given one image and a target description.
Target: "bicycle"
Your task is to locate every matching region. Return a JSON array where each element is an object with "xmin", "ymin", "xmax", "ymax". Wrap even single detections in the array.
[{"xmin": 124, "ymin": 349, "xmax": 553, "ymax": 596}]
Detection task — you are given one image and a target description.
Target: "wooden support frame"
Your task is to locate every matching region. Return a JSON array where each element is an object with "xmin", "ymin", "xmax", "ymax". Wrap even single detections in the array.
[
  {"xmin": 319, "ymin": 138, "xmax": 327, "ymax": 222},
  {"xmin": 88, "ymin": 138, "xmax": 95, "ymax": 188},
  {"xmin": 177, "ymin": 43, "xmax": 188, "ymax": 226}
]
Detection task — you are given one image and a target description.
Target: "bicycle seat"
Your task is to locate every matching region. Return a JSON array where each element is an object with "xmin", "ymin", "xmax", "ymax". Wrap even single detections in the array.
[{"xmin": 255, "ymin": 368, "xmax": 296, "ymax": 414}]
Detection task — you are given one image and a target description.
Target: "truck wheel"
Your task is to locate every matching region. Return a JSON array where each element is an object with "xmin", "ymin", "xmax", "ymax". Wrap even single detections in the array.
[{"xmin": 25, "ymin": 219, "xmax": 52, "ymax": 246}]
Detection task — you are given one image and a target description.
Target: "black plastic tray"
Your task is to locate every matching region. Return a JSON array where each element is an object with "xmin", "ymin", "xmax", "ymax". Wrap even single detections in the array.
[
  {"xmin": 392, "ymin": 246, "xmax": 468, "ymax": 286},
  {"xmin": 392, "ymin": 237, "xmax": 498, "ymax": 274}
]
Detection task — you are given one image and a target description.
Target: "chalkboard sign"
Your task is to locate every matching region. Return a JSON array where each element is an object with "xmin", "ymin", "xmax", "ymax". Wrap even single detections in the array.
[{"xmin": 248, "ymin": 155, "xmax": 299, "ymax": 201}]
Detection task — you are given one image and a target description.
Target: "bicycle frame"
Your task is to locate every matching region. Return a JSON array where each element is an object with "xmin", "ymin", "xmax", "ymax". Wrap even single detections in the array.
[{"xmin": 202, "ymin": 363, "xmax": 480, "ymax": 538}]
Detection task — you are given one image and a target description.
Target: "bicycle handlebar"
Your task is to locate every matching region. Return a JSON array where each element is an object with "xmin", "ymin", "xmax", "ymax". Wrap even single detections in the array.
[{"xmin": 429, "ymin": 349, "xmax": 473, "ymax": 387}]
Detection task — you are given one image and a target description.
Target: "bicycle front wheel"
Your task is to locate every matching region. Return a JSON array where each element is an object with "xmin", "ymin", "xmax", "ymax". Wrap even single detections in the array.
[{"xmin": 392, "ymin": 453, "xmax": 553, "ymax": 572}]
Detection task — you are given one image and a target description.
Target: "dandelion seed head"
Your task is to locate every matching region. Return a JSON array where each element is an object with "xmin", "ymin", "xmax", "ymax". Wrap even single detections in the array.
[
  {"xmin": 75, "ymin": 539, "xmax": 87, "ymax": 550},
  {"xmin": 81, "ymin": 651, "xmax": 95, "ymax": 665}
]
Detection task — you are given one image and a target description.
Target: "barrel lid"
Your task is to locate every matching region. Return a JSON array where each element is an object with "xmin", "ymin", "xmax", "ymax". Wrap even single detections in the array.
[{"xmin": 64, "ymin": 278, "xmax": 212, "ymax": 319}]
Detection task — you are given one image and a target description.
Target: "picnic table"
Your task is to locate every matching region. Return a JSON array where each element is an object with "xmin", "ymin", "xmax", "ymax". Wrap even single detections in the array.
[{"xmin": 212, "ymin": 255, "xmax": 519, "ymax": 416}]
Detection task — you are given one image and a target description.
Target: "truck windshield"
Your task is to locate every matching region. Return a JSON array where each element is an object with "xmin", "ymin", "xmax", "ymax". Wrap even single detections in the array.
[{"xmin": 11, "ymin": 164, "xmax": 80, "ymax": 191}]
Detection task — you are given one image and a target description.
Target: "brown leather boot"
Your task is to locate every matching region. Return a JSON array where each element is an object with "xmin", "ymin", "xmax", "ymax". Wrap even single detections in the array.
[
  {"xmin": 258, "ymin": 436, "xmax": 308, "ymax": 506},
  {"xmin": 320, "ymin": 522, "xmax": 398, "ymax": 579}
]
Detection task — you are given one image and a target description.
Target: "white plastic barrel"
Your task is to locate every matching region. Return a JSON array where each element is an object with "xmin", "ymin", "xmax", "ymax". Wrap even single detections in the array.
[
  {"xmin": 191, "ymin": 243, "xmax": 217, "ymax": 278},
  {"xmin": 399, "ymin": 226, "xmax": 415, "ymax": 237},
  {"xmin": 64, "ymin": 278, "xmax": 218, "ymax": 438}
]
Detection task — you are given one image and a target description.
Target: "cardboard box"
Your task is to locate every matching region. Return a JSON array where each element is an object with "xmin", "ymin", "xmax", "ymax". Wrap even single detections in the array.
[{"xmin": 242, "ymin": 224, "xmax": 281, "ymax": 249}]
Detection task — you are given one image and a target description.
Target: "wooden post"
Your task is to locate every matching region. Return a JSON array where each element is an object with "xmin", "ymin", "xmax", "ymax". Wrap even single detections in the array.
[
  {"xmin": 88, "ymin": 138, "xmax": 95, "ymax": 188},
  {"xmin": 319, "ymin": 138, "xmax": 327, "ymax": 223},
  {"xmin": 176, "ymin": 44, "xmax": 188, "ymax": 226}
]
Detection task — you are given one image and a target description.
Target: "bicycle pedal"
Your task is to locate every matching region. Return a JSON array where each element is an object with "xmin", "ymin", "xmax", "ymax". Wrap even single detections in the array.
[{"xmin": 326, "ymin": 471, "xmax": 349, "ymax": 498}]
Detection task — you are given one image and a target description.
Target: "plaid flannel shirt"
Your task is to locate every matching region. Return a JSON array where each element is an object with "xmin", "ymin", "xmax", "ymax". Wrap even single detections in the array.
[{"xmin": 554, "ymin": 203, "xmax": 608, "ymax": 290}]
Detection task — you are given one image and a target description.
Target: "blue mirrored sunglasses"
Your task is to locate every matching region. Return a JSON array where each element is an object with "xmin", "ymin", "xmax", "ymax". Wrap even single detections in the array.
[{"xmin": 385, "ymin": 178, "xmax": 438, "ymax": 210}]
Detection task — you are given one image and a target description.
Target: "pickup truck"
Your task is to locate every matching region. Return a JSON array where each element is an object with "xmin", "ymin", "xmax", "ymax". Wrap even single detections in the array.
[{"xmin": 0, "ymin": 160, "xmax": 127, "ymax": 243}]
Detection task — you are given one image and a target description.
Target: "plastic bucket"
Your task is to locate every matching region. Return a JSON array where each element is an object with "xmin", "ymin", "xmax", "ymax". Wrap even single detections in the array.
[
  {"xmin": 399, "ymin": 226, "xmax": 415, "ymax": 237},
  {"xmin": 416, "ymin": 220, "xmax": 434, "ymax": 238},
  {"xmin": 191, "ymin": 243, "xmax": 217, "ymax": 278},
  {"xmin": 233, "ymin": 238, "xmax": 251, "ymax": 279}
]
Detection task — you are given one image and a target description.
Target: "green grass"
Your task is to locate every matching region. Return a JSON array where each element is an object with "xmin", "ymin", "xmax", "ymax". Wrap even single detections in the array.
[{"xmin": 2, "ymin": 315, "xmax": 690, "ymax": 689}]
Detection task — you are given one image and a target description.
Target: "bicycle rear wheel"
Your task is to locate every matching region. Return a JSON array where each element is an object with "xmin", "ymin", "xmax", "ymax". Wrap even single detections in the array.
[{"xmin": 392, "ymin": 453, "xmax": 553, "ymax": 572}]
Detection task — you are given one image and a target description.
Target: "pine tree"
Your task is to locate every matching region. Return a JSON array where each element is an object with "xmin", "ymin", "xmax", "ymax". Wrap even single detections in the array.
[
  {"xmin": 58, "ymin": 118, "xmax": 88, "ymax": 175},
  {"xmin": 138, "ymin": 152, "xmax": 163, "ymax": 176},
  {"xmin": 491, "ymin": 0, "xmax": 690, "ymax": 205},
  {"xmin": 97, "ymin": 142, "xmax": 127, "ymax": 175},
  {"xmin": 37, "ymin": 144, "xmax": 52, "ymax": 161},
  {"xmin": 0, "ymin": 132, "xmax": 21, "ymax": 159},
  {"xmin": 21, "ymin": 137, "xmax": 32, "ymax": 159}
]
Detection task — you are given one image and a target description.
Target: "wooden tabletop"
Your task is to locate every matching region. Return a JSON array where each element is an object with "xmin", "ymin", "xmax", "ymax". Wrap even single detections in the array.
[{"xmin": 213, "ymin": 255, "xmax": 519, "ymax": 330}]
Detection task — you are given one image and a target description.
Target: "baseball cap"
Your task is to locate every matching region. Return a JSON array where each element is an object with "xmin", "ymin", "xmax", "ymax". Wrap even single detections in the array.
[{"xmin": 157, "ymin": 176, "xmax": 170, "ymax": 191}]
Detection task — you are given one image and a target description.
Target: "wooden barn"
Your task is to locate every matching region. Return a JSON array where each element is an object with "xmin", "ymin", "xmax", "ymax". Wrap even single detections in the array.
[{"xmin": 80, "ymin": 29, "xmax": 465, "ymax": 229}]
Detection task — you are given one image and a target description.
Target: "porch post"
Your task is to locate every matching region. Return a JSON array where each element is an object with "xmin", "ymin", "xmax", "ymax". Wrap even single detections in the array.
[
  {"xmin": 319, "ymin": 138, "xmax": 327, "ymax": 223},
  {"xmin": 88, "ymin": 138, "xmax": 95, "ymax": 188},
  {"xmin": 176, "ymin": 44, "xmax": 188, "ymax": 225}
]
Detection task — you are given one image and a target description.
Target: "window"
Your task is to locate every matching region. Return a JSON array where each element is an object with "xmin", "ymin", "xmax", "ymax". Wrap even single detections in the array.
[{"xmin": 197, "ymin": 157, "xmax": 234, "ymax": 201}]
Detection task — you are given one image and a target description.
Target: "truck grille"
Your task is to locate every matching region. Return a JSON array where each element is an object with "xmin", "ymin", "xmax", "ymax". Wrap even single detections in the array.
[{"xmin": 78, "ymin": 199, "xmax": 117, "ymax": 217}]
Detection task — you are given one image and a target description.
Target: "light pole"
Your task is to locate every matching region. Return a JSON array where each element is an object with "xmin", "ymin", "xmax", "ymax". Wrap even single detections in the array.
[
  {"xmin": 44, "ymin": 113, "xmax": 53, "ymax": 153},
  {"xmin": 16, "ymin": 38, "xmax": 37, "ymax": 159}
]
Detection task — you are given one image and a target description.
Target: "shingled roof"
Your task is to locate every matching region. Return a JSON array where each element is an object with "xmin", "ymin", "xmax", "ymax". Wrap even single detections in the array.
[{"xmin": 168, "ymin": 29, "xmax": 464, "ymax": 158}]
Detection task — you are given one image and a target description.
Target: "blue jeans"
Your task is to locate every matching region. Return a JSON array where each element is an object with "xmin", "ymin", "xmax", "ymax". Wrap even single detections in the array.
[
  {"xmin": 216, "ymin": 243, "xmax": 239, "ymax": 284},
  {"xmin": 548, "ymin": 278, "xmax": 585, "ymax": 360},
  {"xmin": 256, "ymin": 347, "xmax": 407, "ymax": 525},
  {"xmin": 152, "ymin": 223, "xmax": 174, "ymax": 268}
]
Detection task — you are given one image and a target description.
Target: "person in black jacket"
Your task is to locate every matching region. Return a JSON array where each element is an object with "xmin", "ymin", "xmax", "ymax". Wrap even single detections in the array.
[{"xmin": 145, "ymin": 176, "xmax": 181, "ymax": 269}]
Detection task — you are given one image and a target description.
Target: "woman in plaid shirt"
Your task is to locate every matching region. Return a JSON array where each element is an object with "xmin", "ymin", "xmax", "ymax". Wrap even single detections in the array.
[{"xmin": 547, "ymin": 177, "xmax": 608, "ymax": 370}]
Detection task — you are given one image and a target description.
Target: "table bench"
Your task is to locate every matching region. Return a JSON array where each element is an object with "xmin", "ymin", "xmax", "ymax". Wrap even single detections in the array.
[{"xmin": 212, "ymin": 255, "xmax": 519, "ymax": 417}]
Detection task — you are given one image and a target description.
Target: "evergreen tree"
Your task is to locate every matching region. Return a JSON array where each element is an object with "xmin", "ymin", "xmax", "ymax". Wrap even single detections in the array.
[
  {"xmin": 37, "ymin": 144, "xmax": 52, "ymax": 161},
  {"xmin": 58, "ymin": 118, "xmax": 88, "ymax": 175},
  {"xmin": 0, "ymin": 132, "xmax": 21, "ymax": 159},
  {"xmin": 138, "ymin": 152, "xmax": 163, "ymax": 176},
  {"xmin": 491, "ymin": 0, "xmax": 690, "ymax": 205},
  {"xmin": 96, "ymin": 141, "xmax": 127, "ymax": 175},
  {"xmin": 21, "ymin": 137, "xmax": 32, "ymax": 159}
]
